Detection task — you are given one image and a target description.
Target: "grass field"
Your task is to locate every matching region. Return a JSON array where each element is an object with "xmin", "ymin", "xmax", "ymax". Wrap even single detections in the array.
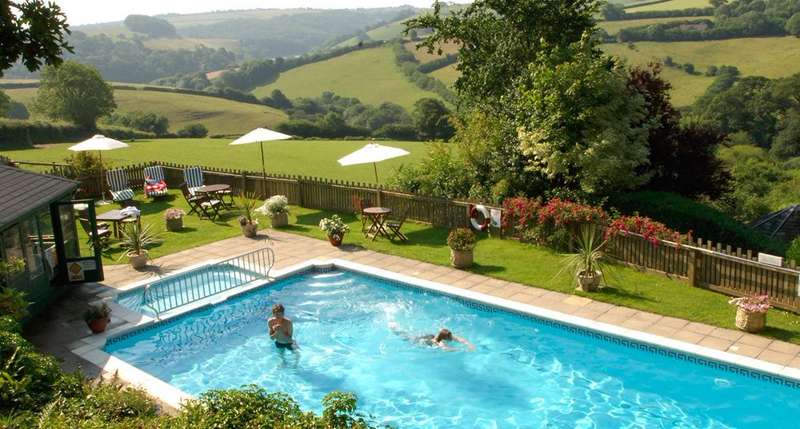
[
  {"xmin": 1, "ymin": 138, "xmax": 431, "ymax": 183},
  {"xmin": 598, "ymin": 16, "xmax": 714, "ymax": 35},
  {"xmin": 4, "ymin": 88, "xmax": 287, "ymax": 136},
  {"xmin": 252, "ymin": 46, "xmax": 442, "ymax": 110},
  {"xmin": 430, "ymin": 64, "xmax": 459, "ymax": 87},
  {"xmin": 627, "ymin": 0, "xmax": 711, "ymax": 12},
  {"xmin": 366, "ymin": 19, "xmax": 407, "ymax": 41},
  {"xmin": 403, "ymin": 40, "xmax": 459, "ymax": 63}
]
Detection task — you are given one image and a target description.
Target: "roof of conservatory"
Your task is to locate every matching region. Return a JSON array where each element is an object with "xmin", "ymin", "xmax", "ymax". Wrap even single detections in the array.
[{"xmin": 0, "ymin": 165, "xmax": 78, "ymax": 230}]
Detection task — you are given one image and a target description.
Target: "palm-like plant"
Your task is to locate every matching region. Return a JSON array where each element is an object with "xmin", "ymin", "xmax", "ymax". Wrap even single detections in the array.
[
  {"xmin": 558, "ymin": 224, "xmax": 608, "ymax": 291},
  {"xmin": 238, "ymin": 192, "xmax": 259, "ymax": 226},
  {"xmin": 118, "ymin": 222, "xmax": 162, "ymax": 259}
]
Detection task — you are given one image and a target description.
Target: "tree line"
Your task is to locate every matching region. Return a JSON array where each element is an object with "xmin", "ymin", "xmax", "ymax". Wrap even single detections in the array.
[{"xmin": 601, "ymin": 3, "xmax": 714, "ymax": 21}]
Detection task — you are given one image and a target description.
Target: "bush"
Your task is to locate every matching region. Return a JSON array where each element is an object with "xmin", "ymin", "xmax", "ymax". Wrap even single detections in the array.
[
  {"xmin": 177, "ymin": 123, "xmax": 208, "ymax": 138},
  {"xmin": 786, "ymin": 237, "xmax": 800, "ymax": 264},
  {"xmin": 102, "ymin": 111, "xmax": 169, "ymax": 135},
  {"xmin": 447, "ymin": 228, "xmax": 476, "ymax": 251},
  {"xmin": 0, "ymin": 119, "xmax": 153, "ymax": 148},
  {"xmin": 609, "ymin": 191, "xmax": 784, "ymax": 253},
  {"xmin": 63, "ymin": 151, "xmax": 102, "ymax": 180}
]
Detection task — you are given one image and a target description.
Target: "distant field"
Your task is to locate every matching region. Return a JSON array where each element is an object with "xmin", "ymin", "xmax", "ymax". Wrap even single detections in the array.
[
  {"xmin": 252, "ymin": 46, "xmax": 442, "ymax": 110},
  {"xmin": 4, "ymin": 88, "xmax": 287, "ymax": 136},
  {"xmin": 430, "ymin": 64, "xmax": 459, "ymax": 87},
  {"xmin": 366, "ymin": 19, "xmax": 407, "ymax": 40},
  {"xmin": 404, "ymin": 41, "xmax": 459, "ymax": 63},
  {"xmin": 627, "ymin": 0, "xmax": 711, "ymax": 12},
  {"xmin": 0, "ymin": 138, "xmax": 430, "ymax": 183},
  {"xmin": 142, "ymin": 37, "xmax": 240, "ymax": 51},
  {"xmin": 599, "ymin": 16, "xmax": 714, "ymax": 35}
]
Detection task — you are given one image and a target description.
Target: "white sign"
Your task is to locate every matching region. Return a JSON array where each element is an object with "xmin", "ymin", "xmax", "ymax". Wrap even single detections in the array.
[
  {"xmin": 758, "ymin": 253, "xmax": 783, "ymax": 267},
  {"xmin": 490, "ymin": 209, "xmax": 502, "ymax": 228}
]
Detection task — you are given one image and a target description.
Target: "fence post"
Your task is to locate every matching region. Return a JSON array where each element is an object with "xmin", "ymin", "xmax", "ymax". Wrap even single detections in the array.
[
  {"xmin": 241, "ymin": 171, "xmax": 246, "ymax": 196},
  {"xmin": 687, "ymin": 248, "xmax": 701, "ymax": 287},
  {"xmin": 376, "ymin": 186, "xmax": 383, "ymax": 207}
]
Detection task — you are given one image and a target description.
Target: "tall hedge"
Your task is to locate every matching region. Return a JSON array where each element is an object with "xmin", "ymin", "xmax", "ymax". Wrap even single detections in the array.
[{"xmin": 0, "ymin": 119, "xmax": 155, "ymax": 148}]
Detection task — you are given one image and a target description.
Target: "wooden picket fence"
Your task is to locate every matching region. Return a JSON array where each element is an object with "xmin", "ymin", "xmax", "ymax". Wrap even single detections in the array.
[{"xmin": 12, "ymin": 159, "xmax": 800, "ymax": 312}]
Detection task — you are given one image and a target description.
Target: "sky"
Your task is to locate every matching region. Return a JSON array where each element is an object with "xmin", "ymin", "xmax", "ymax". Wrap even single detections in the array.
[{"xmin": 54, "ymin": 1, "xmax": 440, "ymax": 26}]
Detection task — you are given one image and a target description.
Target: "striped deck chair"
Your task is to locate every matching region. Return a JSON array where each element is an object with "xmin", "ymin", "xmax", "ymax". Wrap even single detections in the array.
[
  {"xmin": 106, "ymin": 169, "xmax": 135, "ymax": 203},
  {"xmin": 143, "ymin": 165, "xmax": 169, "ymax": 199},
  {"xmin": 183, "ymin": 166, "xmax": 204, "ymax": 196}
]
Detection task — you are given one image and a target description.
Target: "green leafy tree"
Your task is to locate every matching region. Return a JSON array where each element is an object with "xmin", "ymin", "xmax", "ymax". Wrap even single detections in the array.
[
  {"xmin": 0, "ymin": 0, "xmax": 72, "ymax": 76},
  {"xmin": 785, "ymin": 12, "xmax": 800, "ymax": 36},
  {"xmin": 770, "ymin": 111, "xmax": 800, "ymax": 160},
  {"xmin": 33, "ymin": 61, "xmax": 116, "ymax": 129},
  {"xmin": 0, "ymin": 90, "xmax": 9, "ymax": 117},
  {"xmin": 123, "ymin": 14, "xmax": 177, "ymax": 38},
  {"xmin": 405, "ymin": 0, "xmax": 598, "ymax": 109},
  {"xmin": 515, "ymin": 36, "xmax": 651, "ymax": 195},
  {"xmin": 413, "ymin": 98, "xmax": 454, "ymax": 140}
]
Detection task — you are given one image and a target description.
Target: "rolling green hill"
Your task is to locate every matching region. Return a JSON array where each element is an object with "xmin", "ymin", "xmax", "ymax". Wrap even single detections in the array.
[
  {"xmin": 4, "ymin": 88, "xmax": 287, "ymax": 136},
  {"xmin": 251, "ymin": 46, "xmax": 442, "ymax": 110}
]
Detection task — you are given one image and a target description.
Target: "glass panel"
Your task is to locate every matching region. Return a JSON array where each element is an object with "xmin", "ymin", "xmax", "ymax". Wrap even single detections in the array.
[
  {"xmin": 58, "ymin": 204, "xmax": 82, "ymax": 259},
  {"xmin": 2, "ymin": 226, "xmax": 24, "ymax": 278},
  {"xmin": 38, "ymin": 211, "xmax": 57, "ymax": 279},
  {"xmin": 20, "ymin": 217, "xmax": 43, "ymax": 277}
]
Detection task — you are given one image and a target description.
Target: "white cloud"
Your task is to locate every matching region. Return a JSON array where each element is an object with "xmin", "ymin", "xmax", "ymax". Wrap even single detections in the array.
[{"xmin": 54, "ymin": 1, "xmax": 440, "ymax": 25}]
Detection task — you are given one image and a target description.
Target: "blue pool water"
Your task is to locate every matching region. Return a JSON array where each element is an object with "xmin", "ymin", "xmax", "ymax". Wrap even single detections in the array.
[
  {"xmin": 106, "ymin": 269, "xmax": 800, "ymax": 428},
  {"xmin": 116, "ymin": 263, "xmax": 261, "ymax": 316}
]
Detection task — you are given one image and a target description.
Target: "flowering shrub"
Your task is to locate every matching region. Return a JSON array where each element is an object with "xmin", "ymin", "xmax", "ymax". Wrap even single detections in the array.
[
  {"xmin": 164, "ymin": 208, "xmax": 185, "ymax": 220},
  {"xmin": 258, "ymin": 195, "xmax": 289, "ymax": 217},
  {"xmin": 537, "ymin": 198, "xmax": 607, "ymax": 227},
  {"xmin": 605, "ymin": 215, "xmax": 682, "ymax": 245},
  {"xmin": 729, "ymin": 295, "xmax": 771, "ymax": 314},
  {"xmin": 319, "ymin": 215, "xmax": 349, "ymax": 236},
  {"xmin": 501, "ymin": 197, "xmax": 541, "ymax": 232}
]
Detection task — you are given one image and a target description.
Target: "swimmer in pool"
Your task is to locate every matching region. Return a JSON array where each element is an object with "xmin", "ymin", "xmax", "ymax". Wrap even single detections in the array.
[
  {"xmin": 268, "ymin": 303, "xmax": 295, "ymax": 349},
  {"xmin": 389, "ymin": 323, "xmax": 475, "ymax": 351}
]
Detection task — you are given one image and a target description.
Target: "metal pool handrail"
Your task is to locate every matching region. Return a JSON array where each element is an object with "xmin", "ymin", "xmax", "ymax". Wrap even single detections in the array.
[{"xmin": 141, "ymin": 246, "xmax": 275, "ymax": 319}]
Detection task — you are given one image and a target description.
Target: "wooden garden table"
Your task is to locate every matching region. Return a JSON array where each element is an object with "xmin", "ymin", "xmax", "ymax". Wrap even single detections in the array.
[{"xmin": 363, "ymin": 207, "xmax": 392, "ymax": 241}]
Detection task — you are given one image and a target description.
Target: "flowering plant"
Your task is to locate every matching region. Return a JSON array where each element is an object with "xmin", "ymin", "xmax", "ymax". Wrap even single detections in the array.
[
  {"xmin": 605, "ymin": 215, "xmax": 682, "ymax": 246},
  {"xmin": 501, "ymin": 197, "xmax": 541, "ymax": 232},
  {"xmin": 537, "ymin": 198, "xmax": 607, "ymax": 227},
  {"xmin": 258, "ymin": 195, "xmax": 290, "ymax": 217},
  {"xmin": 729, "ymin": 295, "xmax": 771, "ymax": 314},
  {"xmin": 319, "ymin": 215, "xmax": 349, "ymax": 236},
  {"xmin": 447, "ymin": 228, "xmax": 477, "ymax": 251},
  {"xmin": 164, "ymin": 208, "xmax": 185, "ymax": 220}
]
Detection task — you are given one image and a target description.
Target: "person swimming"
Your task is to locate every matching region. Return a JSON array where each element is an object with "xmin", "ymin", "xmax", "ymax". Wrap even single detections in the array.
[
  {"xmin": 390, "ymin": 323, "xmax": 475, "ymax": 352},
  {"xmin": 267, "ymin": 303, "xmax": 295, "ymax": 349}
]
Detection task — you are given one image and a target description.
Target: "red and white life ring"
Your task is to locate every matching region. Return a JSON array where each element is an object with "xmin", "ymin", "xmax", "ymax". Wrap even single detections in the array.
[{"xmin": 469, "ymin": 204, "xmax": 491, "ymax": 231}]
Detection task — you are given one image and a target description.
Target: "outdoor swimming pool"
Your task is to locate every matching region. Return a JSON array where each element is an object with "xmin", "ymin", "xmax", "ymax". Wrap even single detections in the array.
[{"xmin": 105, "ymin": 268, "xmax": 800, "ymax": 428}]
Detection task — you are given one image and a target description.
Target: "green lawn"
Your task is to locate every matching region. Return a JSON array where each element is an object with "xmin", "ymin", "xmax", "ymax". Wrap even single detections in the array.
[
  {"xmin": 4, "ymin": 88, "xmax": 287, "ymax": 136},
  {"xmin": 430, "ymin": 64, "xmax": 459, "ymax": 87},
  {"xmin": 627, "ymin": 0, "xmax": 711, "ymax": 12},
  {"xmin": 365, "ymin": 19, "xmax": 407, "ymax": 41},
  {"xmin": 280, "ymin": 206, "xmax": 800, "ymax": 345},
  {"xmin": 1, "ymin": 138, "xmax": 431, "ymax": 183},
  {"xmin": 251, "ymin": 46, "xmax": 442, "ymax": 110}
]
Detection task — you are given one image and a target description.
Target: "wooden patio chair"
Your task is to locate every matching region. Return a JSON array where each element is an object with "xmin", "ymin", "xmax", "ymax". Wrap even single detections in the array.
[
  {"xmin": 183, "ymin": 166, "xmax": 204, "ymax": 196},
  {"xmin": 180, "ymin": 182, "xmax": 222, "ymax": 220},
  {"xmin": 352, "ymin": 195, "xmax": 369, "ymax": 234},
  {"xmin": 385, "ymin": 208, "xmax": 408, "ymax": 242},
  {"xmin": 143, "ymin": 165, "xmax": 169, "ymax": 199},
  {"xmin": 78, "ymin": 217, "xmax": 111, "ymax": 247},
  {"xmin": 106, "ymin": 168, "xmax": 135, "ymax": 204}
]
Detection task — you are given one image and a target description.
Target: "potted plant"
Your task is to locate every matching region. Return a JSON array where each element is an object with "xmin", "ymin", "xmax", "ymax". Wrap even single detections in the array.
[
  {"xmin": 84, "ymin": 302, "xmax": 111, "ymax": 334},
  {"xmin": 560, "ymin": 224, "xmax": 607, "ymax": 292},
  {"xmin": 448, "ymin": 228, "xmax": 476, "ymax": 269},
  {"xmin": 259, "ymin": 195, "xmax": 290, "ymax": 228},
  {"xmin": 238, "ymin": 193, "xmax": 259, "ymax": 238},
  {"xmin": 164, "ymin": 208, "xmax": 185, "ymax": 232},
  {"xmin": 319, "ymin": 215, "xmax": 350, "ymax": 247},
  {"xmin": 729, "ymin": 294, "xmax": 770, "ymax": 333},
  {"xmin": 119, "ymin": 223, "xmax": 161, "ymax": 269}
]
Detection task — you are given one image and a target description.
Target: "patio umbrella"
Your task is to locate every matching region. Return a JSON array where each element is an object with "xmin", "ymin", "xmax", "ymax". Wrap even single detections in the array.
[
  {"xmin": 337, "ymin": 143, "xmax": 410, "ymax": 183},
  {"xmin": 229, "ymin": 128, "xmax": 292, "ymax": 181},
  {"xmin": 68, "ymin": 135, "xmax": 129, "ymax": 203}
]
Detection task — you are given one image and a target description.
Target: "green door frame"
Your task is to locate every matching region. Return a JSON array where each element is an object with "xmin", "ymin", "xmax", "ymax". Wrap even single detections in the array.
[{"xmin": 51, "ymin": 199, "xmax": 104, "ymax": 283}]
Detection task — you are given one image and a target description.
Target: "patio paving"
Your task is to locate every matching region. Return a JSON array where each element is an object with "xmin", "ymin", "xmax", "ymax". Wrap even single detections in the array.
[{"xmin": 27, "ymin": 229, "xmax": 800, "ymax": 378}]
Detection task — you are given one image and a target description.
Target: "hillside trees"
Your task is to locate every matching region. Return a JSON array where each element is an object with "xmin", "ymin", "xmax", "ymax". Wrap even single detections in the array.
[
  {"xmin": 123, "ymin": 15, "xmax": 177, "ymax": 38},
  {"xmin": 33, "ymin": 61, "xmax": 116, "ymax": 129},
  {"xmin": 413, "ymin": 98, "xmax": 454, "ymax": 140},
  {"xmin": 0, "ymin": 0, "xmax": 71, "ymax": 75}
]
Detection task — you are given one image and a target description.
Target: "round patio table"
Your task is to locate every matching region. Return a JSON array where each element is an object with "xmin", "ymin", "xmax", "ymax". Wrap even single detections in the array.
[
  {"xmin": 195, "ymin": 184, "xmax": 233, "ymax": 207},
  {"xmin": 363, "ymin": 207, "xmax": 392, "ymax": 241}
]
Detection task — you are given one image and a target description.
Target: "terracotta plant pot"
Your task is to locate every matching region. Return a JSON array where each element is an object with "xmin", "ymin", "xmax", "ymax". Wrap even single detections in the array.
[
  {"xmin": 87, "ymin": 317, "xmax": 110, "ymax": 334},
  {"xmin": 576, "ymin": 270, "xmax": 601, "ymax": 292},
  {"xmin": 450, "ymin": 248, "xmax": 473, "ymax": 269},
  {"xmin": 166, "ymin": 217, "xmax": 183, "ymax": 232},
  {"xmin": 242, "ymin": 223, "xmax": 258, "ymax": 238},
  {"xmin": 735, "ymin": 307, "xmax": 766, "ymax": 333},
  {"xmin": 328, "ymin": 233, "xmax": 344, "ymax": 247},
  {"xmin": 128, "ymin": 251, "xmax": 148, "ymax": 269},
  {"xmin": 271, "ymin": 212, "xmax": 289, "ymax": 228}
]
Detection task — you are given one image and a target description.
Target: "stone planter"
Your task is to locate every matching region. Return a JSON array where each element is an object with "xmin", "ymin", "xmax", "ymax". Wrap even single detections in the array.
[
  {"xmin": 87, "ymin": 317, "xmax": 110, "ymax": 334},
  {"xmin": 735, "ymin": 307, "xmax": 766, "ymax": 333},
  {"xmin": 128, "ymin": 251, "xmax": 148, "ymax": 270},
  {"xmin": 166, "ymin": 217, "xmax": 183, "ymax": 232},
  {"xmin": 576, "ymin": 270, "xmax": 601, "ymax": 292},
  {"xmin": 328, "ymin": 233, "xmax": 344, "ymax": 247},
  {"xmin": 271, "ymin": 212, "xmax": 289, "ymax": 228},
  {"xmin": 242, "ymin": 223, "xmax": 258, "ymax": 238},
  {"xmin": 450, "ymin": 248, "xmax": 473, "ymax": 269}
]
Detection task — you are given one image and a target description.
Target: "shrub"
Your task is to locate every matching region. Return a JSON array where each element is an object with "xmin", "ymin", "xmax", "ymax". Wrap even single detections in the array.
[
  {"xmin": 605, "ymin": 215, "xmax": 682, "ymax": 245},
  {"xmin": 447, "ymin": 228, "xmax": 477, "ymax": 251},
  {"xmin": 63, "ymin": 151, "xmax": 103, "ymax": 180},
  {"xmin": 177, "ymin": 123, "xmax": 208, "ymax": 138},
  {"xmin": 501, "ymin": 197, "xmax": 542, "ymax": 234},
  {"xmin": 786, "ymin": 237, "xmax": 800, "ymax": 264},
  {"xmin": 0, "ymin": 119, "xmax": 153, "ymax": 148},
  {"xmin": 258, "ymin": 195, "xmax": 289, "ymax": 217}
]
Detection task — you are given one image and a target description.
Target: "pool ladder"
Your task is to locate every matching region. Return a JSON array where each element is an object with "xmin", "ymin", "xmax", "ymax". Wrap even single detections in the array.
[{"xmin": 141, "ymin": 246, "xmax": 276, "ymax": 320}]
